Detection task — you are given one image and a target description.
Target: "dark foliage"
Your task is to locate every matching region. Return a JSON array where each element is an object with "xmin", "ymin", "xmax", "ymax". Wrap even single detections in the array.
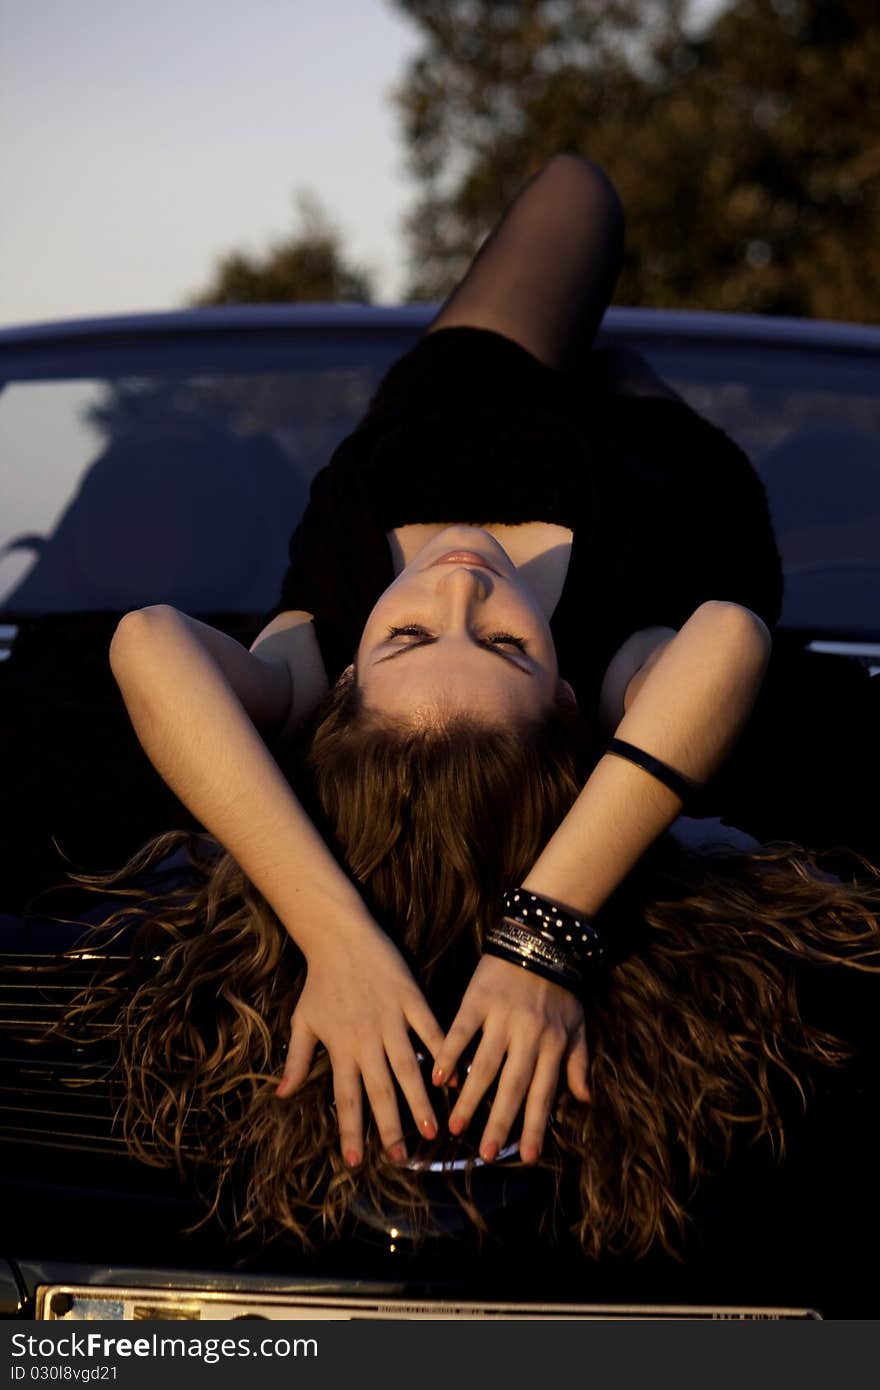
[
  {"xmin": 189, "ymin": 190, "xmax": 374, "ymax": 305},
  {"xmin": 390, "ymin": 0, "xmax": 880, "ymax": 320}
]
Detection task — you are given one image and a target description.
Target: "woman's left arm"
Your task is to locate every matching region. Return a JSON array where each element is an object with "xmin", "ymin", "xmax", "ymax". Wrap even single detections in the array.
[
  {"xmin": 521, "ymin": 600, "xmax": 772, "ymax": 910},
  {"xmin": 433, "ymin": 600, "xmax": 772, "ymax": 1161}
]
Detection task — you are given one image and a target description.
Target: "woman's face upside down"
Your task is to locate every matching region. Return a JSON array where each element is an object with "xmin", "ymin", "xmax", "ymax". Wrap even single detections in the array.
[{"xmin": 356, "ymin": 526, "xmax": 571, "ymax": 725}]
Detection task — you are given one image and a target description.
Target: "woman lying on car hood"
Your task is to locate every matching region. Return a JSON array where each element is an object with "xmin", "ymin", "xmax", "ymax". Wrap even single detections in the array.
[{"xmin": 61, "ymin": 154, "xmax": 880, "ymax": 1257}]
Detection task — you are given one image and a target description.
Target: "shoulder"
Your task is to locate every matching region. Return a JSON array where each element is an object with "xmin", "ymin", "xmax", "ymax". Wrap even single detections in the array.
[
  {"xmin": 597, "ymin": 626, "xmax": 678, "ymax": 735},
  {"xmin": 249, "ymin": 611, "xmax": 329, "ymax": 733}
]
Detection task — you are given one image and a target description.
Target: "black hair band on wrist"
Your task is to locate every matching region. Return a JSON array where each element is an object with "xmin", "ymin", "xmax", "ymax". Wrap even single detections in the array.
[{"xmin": 604, "ymin": 737, "xmax": 695, "ymax": 804}]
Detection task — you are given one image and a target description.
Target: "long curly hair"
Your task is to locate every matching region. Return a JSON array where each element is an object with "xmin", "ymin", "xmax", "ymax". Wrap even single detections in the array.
[{"xmin": 43, "ymin": 669, "xmax": 880, "ymax": 1259}]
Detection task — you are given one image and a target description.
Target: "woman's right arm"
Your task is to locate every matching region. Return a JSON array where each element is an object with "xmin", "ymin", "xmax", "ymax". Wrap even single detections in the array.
[{"xmin": 109, "ymin": 604, "xmax": 442, "ymax": 1164}]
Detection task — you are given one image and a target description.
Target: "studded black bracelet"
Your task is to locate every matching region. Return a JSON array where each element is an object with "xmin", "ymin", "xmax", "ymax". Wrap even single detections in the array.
[{"xmin": 500, "ymin": 888, "xmax": 607, "ymax": 967}]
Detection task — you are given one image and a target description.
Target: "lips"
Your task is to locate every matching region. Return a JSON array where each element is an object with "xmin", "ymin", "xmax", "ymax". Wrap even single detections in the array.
[{"xmin": 430, "ymin": 550, "xmax": 500, "ymax": 573}]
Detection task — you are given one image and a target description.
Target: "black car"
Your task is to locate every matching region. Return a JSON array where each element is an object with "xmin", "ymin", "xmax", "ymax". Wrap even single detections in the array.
[{"xmin": 2, "ymin": 305, "xmax": 879, "ymax": 1321}]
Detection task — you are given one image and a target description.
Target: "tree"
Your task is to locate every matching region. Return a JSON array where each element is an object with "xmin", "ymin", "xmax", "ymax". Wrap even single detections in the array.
[
  {"xmin": 389, "ymin": 0, "xmax": 880, "ymax": 321},
  {"xmin": 188, "ymin": 190, "xmax": 374, "ymax": 305}
]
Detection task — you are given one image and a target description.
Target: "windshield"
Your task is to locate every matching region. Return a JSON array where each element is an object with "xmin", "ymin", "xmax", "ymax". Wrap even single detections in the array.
[
  {"xmin": 1, "ymin": 328, "xmax": 878, "ymax": 635},
  {"xmin": 0, "ymin": 338, "xmax": 398, "ymax": 616}
]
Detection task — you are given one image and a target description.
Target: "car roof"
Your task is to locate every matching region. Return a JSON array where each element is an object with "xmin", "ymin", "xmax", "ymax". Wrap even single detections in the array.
[{"xmin": 2, "ymin": 302, "xmax": 880, "ymax": 353}]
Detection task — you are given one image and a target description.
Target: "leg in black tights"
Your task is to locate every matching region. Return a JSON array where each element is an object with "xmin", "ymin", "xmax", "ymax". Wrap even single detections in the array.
[{"xmin": 425, "ymin": 153, "xmax": 625, "ymax": 373}]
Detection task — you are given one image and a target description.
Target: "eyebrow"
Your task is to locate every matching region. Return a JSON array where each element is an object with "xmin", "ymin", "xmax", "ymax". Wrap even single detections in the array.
[{"xmin": 372, "ymin": 640, "xmax": 534, "ymax": 677}]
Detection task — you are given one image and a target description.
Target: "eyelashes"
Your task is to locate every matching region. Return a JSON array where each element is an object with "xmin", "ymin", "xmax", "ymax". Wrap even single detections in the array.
[{"xmin": 385, "ymin": 623, "xmax": 528, "ymax": 654}]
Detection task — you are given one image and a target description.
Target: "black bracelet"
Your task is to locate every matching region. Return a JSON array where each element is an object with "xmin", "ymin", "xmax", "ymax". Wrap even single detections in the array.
[
  {"xmin": 500, "ymin": 888, "xmax": 606, "ymax": 966},
  {"xmin": 604, "ymin": 737, "xmax": 695, "ymax": 804},
  {"xmin": 484, "ymin": 922, "xmax": 584, "ymax": 994}
]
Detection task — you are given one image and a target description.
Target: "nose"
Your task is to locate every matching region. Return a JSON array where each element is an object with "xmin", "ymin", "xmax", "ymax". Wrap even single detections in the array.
[{"xmin": 434, "ymin": 564, "xmax": 492, "ymax": 607}]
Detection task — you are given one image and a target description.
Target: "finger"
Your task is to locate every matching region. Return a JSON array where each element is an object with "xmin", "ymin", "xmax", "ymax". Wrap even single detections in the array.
[
  {"xmin": 403, "ymin": 994, "xmax": 446, "ymax": 1071},
  {"xmin": 361, "ymin": 1051, "xmax": 408, "ymax": 1162},
  {"xmin": 385, "ymin": 1027, "xmax": 438, "ymax": 1141},
  {"xmin": 447, "ymin": 1028, "xmax": 507, "ymax": 1138},
  {"xmin": 277, "ymin": 1017, "xmax": 317, "ymax": 1098},
  {"xmin": 565, "ymin": 1032, "xmax": 592, "ymax": 1102},
  {"xmin": 518, "ymin": 1046, "xmax": 566, "ymax": 1163},
  {"xmin": 477, "ymin": 1038, "xmax": 557, "ymax": 1162},
  {"xmin": 432, "ymin": 1004, "xmax": 483, "ymax": 1089},
  {"xmin": 331, "ymin": 1057, "xmax": 364, "ymax": 1169}
]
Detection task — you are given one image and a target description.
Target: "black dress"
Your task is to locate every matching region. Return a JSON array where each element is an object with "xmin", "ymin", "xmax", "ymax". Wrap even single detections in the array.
[{"xmin": 265, "ymin": 326, "xmax": 879, "ymax": 862}]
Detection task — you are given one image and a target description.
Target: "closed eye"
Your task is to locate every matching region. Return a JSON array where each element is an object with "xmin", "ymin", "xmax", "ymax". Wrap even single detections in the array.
[
  {"xmin": 485, "ymin": 633, "xmax": 528, "ymax": 653},
  {"xmin": 386, "ymin": 624, "xmax": 528, "ymax": 653},
  {"xmin": 385, "ymin": 624, "xmax": 432, "ymax": 642},
  {"xmin": 375, "ymin": 628, "xmax": 531, "ymax": 675}
]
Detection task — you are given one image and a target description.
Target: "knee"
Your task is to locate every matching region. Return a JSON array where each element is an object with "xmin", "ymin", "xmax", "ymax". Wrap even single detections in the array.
[{"xmin": 542, "ymin": 153, "xmax": 624, "ymax": 229}]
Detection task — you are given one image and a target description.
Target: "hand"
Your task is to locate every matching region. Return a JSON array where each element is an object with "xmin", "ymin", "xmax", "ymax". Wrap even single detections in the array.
[
  {"xmin": 431, "ymin": 955, "xmax": 591, "ymax": 1164},
  {"xmin": 276, "ymin": 919, "xmax": 444, "ymax": 1168}
]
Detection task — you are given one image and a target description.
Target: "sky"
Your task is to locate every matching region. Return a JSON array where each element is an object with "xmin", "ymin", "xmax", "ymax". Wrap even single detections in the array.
[
  {"xmin": 0, "ymin": 0, "xmax": 422, "ymax": 325},
  {"xmin": 1, "ymin": 0, "xmax": 728, "ymax": 329}
]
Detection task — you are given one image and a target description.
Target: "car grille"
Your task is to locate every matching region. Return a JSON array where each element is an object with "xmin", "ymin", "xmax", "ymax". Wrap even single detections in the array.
[{"xmin": 0, "ymin": 948, "xmax": 133, "ymax": 1157}]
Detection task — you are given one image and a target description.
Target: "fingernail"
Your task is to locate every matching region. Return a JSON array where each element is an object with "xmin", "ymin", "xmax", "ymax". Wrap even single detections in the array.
[
  {"xmin": 449, "ymin": 1113, "xmax": 465, "ymax": 1136},
  {"xmin": 344, "ymin": 1149, "xmax": 361, "ymax": 1168},
  {"xmin": 432, "ymin": 1066, "xmax": 445, "ymax": 1086},
  {"xmin": 420, "ymin": 1117, "xmax": 438, "ymax": 1139},
  {"xmin": 480, "ymin": 1140, "xmax": 498, "ymax": 1162},
  {"xmin": 520, "ymin": 1143, "xmax": 539, "ymax": 1164},
  {"xmin": 388, "ymin": 1142, "xmax": 408, "ymax": 1164}
]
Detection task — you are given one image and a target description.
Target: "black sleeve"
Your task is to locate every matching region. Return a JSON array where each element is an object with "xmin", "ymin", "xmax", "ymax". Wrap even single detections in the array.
[
  {"xmin": 260, "ymin": 423, "xmax": 396, "ymax": 684},
  {"xmin": 601, "ymin": 396, "xmax": 784, "ymax": 633}
]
